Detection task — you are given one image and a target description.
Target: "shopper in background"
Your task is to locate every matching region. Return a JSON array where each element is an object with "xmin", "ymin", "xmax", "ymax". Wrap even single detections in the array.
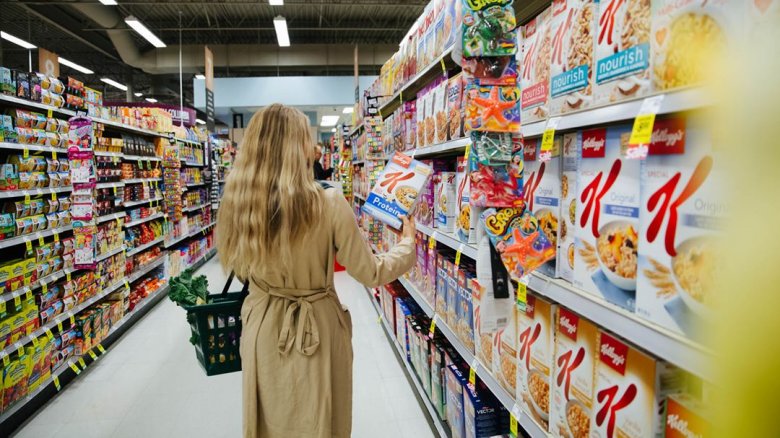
[
  {"xmin": 313, "ymin": 143, "xmax": 334, "ymax": 180},
  {"xmin": 216, "ymin": 104, "xmax": 416, "ymax": 438}
]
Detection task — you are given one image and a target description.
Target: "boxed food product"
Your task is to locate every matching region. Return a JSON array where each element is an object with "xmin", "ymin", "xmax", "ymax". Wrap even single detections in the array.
[
  {"xmin": 403, "ymin": 100, "xmax": 417, "ymax": 150},
  {"xmin": 431, "ymin": 340, "xmax": 447, "ymax": 419},
  {"xmin": 550, "ymin": 307, "xmax": 598, "ymax": 438},
  {"xmin": 2, "ymin": 354, "xmax": 31, "ymax": 410},
  {"xmin": 636, "ymin": 117, "xmax": 721, "ymax": 338},
  {"xmin": 424, "ymin": 87, "xmax": 436, "ymax": 147},
  {"xmin": 456, "ymin": 266, "xmax": 476, "ymax": 354},
  {"xmin": 435, "ymin": 252, "xmax": 448, "ymax": 318},
  {"xmin": 26, "ymin": 336, "xmax": 53, "ymax": 392},
  {"xmin": 516, "ymin": 294, "xmax": 556, "ymax": 431},
  {"xmin": 446, "ymin": 364, "xmax": 467, "ymax": 438},
  {"xmin": 362, "ymin": 152, "xmax": 432, "ymax": 229},
  {"xmin": 523, "ymin": 136, "xmax": 563, "ymax": 278},
  {"xmin": 445, "ymin": 256, "xmax": 459, "ymax": 326},
  {"xmin": 560, "ymin": 132, "xmax": 579, "ymax": 282},
  {"xmin": 435, "ymin": 171, "xmax": 456, "ymax": 232},
  {"xmin": 434, "ymin": 76, "xmax": 449, "ymax": 145},
  {"xmin": 447, "ymin": 74, "xmax": 464, "ymax": 140},
  {"xmin": 464, "ymin": 381, "xmax": 510, "ymax": 438},
  {"xmin": 455, "ymin": 156, "xmax": 476, "ymax": 244},
  {"xmin": 549, "ymin": 0, "xmax": 597, "ymax": 115},
  {"xmin": 574, "ymin": 125, "xmax": 639, "ymax": 312},
  {"xmin": 492, "ymin": 299, "xmax": 518, "ymax": 394},
  {"xmin": 591, "ymin": 331, "xmax": 684, "ymax": 438},
  {"xmin": 593, "ymin": 0, "xmax": 652, "ymax": 106},
  {"xmin": 665, "ymin": 394, "xmax": 710, "ymax": 438},
  {"xmin": 521, "ymin": 6, "xmax": 553, "ymax": 123}
]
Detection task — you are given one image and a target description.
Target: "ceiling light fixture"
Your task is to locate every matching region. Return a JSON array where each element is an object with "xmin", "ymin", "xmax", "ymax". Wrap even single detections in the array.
[
  {"xmin": 273, "ymin": 16, "xmax": 290, "ymax": 47},
  {"xmin": 194, "ymin": 74, "xmax": 206, "ymax": 80},
  {"xmin": 145, "ymin": 98, "xmax": 158, "ymax": 103},
  {"xmin": 196, "ymin": 119, "xmax": 206, "ymax": 125},
  {"xmin": 320, "ymin": 115, "xmax": 340, "ymax": 127},
  {"xmin": 343, "ymin": 107, "xmax": 354, "ymax": 114},
  {"xmin": 99, "ymin": 0, "xmax": 118, "ymax": 5},
  {"xmin": 269, "ymin": 0, "xmax": 284, "ymax": 5},
  {"xmin": 58, "ymin": 57, "xmax": 94, "ymax": 74},
  {"xmin": 134, "ymin": 92, "xmax": 143, "ymax": 97},
  {"xmin": 100, "ymin": 77, "xmax": 128, "ymax": 91},
  {"xmin": 0, "ymin": 31, "xmax": 36, "ymax": 50},
  {"xmin": 125, "ymin": 16, "xmax": 166, "ymax": 48},
  {"xmin": 331, "ymin": 128, "xmax": 337, "ymax": 133}
]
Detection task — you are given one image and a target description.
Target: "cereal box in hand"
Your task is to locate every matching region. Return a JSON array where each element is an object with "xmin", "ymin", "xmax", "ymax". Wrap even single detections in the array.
[
  {"xmin": 636, "ymin": 116, "xmax": 722, "ymax": 339},
  {"xmin": 559, "ymin": 132, "xmax": 579, "ymax": 282},
  {"xmin": 362, "ymin": 152, "xmax": 433, "ymax": 229},
  {"xmin": 549, "ymin": 0, "xmax": 597, "ymax": 115},
  {"xmin": 521, "ymin": 6, "xmax": 553, "ymax": 123},
  {"xmin": 573, "ymin": 125, "xmax": 640, "ymax": 312}
]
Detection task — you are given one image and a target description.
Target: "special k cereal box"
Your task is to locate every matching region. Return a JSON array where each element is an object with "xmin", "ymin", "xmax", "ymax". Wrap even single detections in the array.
[
  {"xmin": 523, "ymin": 136, "xmax": 562, "ymax": 278},
  {"xmin": 593, "ymin": 0, "xmax": 652, "ymax": 106},
  {"xmin": 592, "ymin": 331, "xmax": 683, "ymax": 438},
  {"xmin": 434, "ymin": 80, "xmax": 449, "ymax": 144},
  {"xmin": 560, "ymin": 132, "xmax": 579, "ymax": 282},
  {"xmin": 549, "ymin": 0, "xmax": 597, "ymax": 115},
  {"xmin": 447, "ymin": 74, "xmax": 464, "ymax": 141},
  {"xmin": 516, "ymin": 294, "xmax": 556, "ymax": 432},
  {"xmin": 472, "ymin": 279, "xmax": 497, "ymax": 368},
  {"xmin": 492, "ymin": 299, "xmax": 518, "ymax": 395},
  {"xmin": 362, "ymin": 152, "xmax": 432, "ymax": 229},
  {"xmin": 636, "ymin": 116, "xmax": 722, "ymax": 338},
  {"xmin": 550, "ymin": 308, "xmax": 598, "ymax": 438},
  {"xmin": 574, "ymin": 125, "xmax": 640, "ymax": 312},
  {"xmin": 424, "ymin": 89, "xmax": 435, "ymax": 147},
  {"xmin": 416, "ymin": 94, "xmax": 426, "ymax": 148},
  {"xmin": 665, "ymin": 394, "xmax": 710, "ymax": 438},
  {"xmin": 520, "ymin": 6, "xmax": 553, "ymax": 123}
]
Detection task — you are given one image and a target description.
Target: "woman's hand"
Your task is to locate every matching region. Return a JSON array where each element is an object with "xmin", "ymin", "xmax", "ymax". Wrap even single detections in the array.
[{"xmin": 401, "ymin": 215, "xmax": 416, "ymax": 241}]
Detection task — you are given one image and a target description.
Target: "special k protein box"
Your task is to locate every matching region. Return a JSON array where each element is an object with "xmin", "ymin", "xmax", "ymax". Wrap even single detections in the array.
[
  {"xmin": 516, "ymin": 293, "xmax": 557, "ymax": 431},
  {"xmin": 549, "ymin": 0, "xmax": 597, "ymax": 115},
  {"xmin": 362, "ymin": 152, "xmax": 433, "ymax": 229},
  {"xmin": 520, "ymin": 6, "xmax": 553, "ymax": 123},
  {"xmin": 550, "ymin": 307, "xmax": 598, "ymax": 438},
  {"xmin": 592, "ymin": 331, "xmax": 684, "ymax": 438},
  {"xmin": 523, "ymin": 136, "xmax": 562, "ymax": 278},
  {"xmin": 636, "ymin": 116, "xmax": 722, "ymax": 338},
  {"xmin": 492, "ymin": 299, "xmax": 518, "ymax": 395},
  {"xmin": 559, "ymin": 132, "xmax": 579, "ymax": 282},
  {"xmin": 593, "ymin": 0, "xmax": 652, "ymax": 106},
  {"xmin": 574, "ymin": 125, "xmax": 640, "ymax": 312},
  {"xmin": 665, "ymin": 394, "xmax": 710, "ymax": 438}
]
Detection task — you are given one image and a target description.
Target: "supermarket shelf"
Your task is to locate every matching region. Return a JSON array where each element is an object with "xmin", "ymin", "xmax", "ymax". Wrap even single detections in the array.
[
  {"xmin": 126, "ymin": 255, "xmax": 166, "ymax": 283},
  {"xmin": 93, "ymin": 150, "xmax": 123, "ymax": 158},
  {"xmin": 348, "ymin": 123, "xmax": 364, "ymax": 138},
  {"xmin": 176, "ymin": 137, "xmax": 203, "ymax": 146},
  {"xmin": 92, "ymin": 116, "xmax": 162, "ymax": 137},
  {"xmin": 184, "ymin": 248, "xmax": 217, "ymax": 271},
  {"xmin": 164, "ymin": 221, "xmax": 216, "ymax": 249},
  {"xmin": 363, "ymin": 286, "xmax": 450, "ymax": 438},
  {"xmin": 96, "ymin": 211, "xmax": 126, "ymax": 224},
  {"xmin": 183, "ymin": 182, "xmax": 207, "ymax": 189},
  {"xmin": 416, "ymin": 224, "xmax": 478, "ymax": 260},
  {"xmin": 95, "ymin": 181, "xmax": 124, "ymax": 189},
  {"xmin": 188, "ymin": 221, "xmax": 217, "ymax": 238},
  {"xmin": 123, "ymin": 212, "xmax": 164, "ymax": 228},
  {"xmin": 124, "ymin": 177, "xmax": 161, "ymax": 184},
  {"xmin": 0, "ymin": 266, "xmax": 80, "ymax": 307},
  {"xmin": 122, "ymin": 196, "xmax": 162, "ymax": 208},
  {"xmin": 0, "ymin": 94, "xmax": 76, "ymax": 117},
  {"xmin": 0, "ymin": 187, "xmax": 72, "ymax": 200},
  {"xmin": 0, "ymin": 142, "xmax": 68, "ymax": 154},
  {"xmin": 183, "ymin": 203, "xmax": 207, "ymax": 212},
  {"xmin": 122, "ymin": 155, "xmax": 161, "ymax": 162},
  {"xmin": 125, "ymin": 236, "xmax": 164, "ymax": 257},
  {"xmin": 181, "ymin": 161, "xmax": 206, "ymax": 167},
  {"xmin": 378, "ymin": 46, "xmax": 456, "ymax": 119},
  {"xmin": 396, "ymin": 278, "xmax": 548, "ymax": 438},
  {"xmin": 521, "ymin": 88, "xmax": 711, "ymax": 138},
  {"xmin": 412, "ymin": 137, "xmax": 470, "ymax": 158},
  {"xmin": 164, "ymin": 231, "xmax": 190, "ymax": 248},
  {"xmin": 95, "ymin": 245, "xmax": 126, "ymax": 262},
  {"xmin": 0, "ymin": 225, "xmax": 73, "ymax": 250}
]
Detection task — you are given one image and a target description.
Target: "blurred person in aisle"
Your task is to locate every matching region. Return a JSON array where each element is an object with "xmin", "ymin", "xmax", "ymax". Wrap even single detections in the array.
[
  {"xmin": 314, "ymin": 142, "xmax": 334, "ymax": 180},
  {"xmin": 216, "ymin": 104, "xmax": 416, "ymax": 438}
]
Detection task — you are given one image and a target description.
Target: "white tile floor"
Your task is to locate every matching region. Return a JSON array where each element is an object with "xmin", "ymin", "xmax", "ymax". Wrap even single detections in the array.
[{"xmin": 13, "ymin": 256, "xmax": 436, "ymax": 438}]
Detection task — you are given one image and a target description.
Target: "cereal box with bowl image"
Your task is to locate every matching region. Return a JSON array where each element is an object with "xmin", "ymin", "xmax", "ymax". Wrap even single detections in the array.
[
  {"xmin": 523, "ymin": 135, "xmax": 563, "ymax": 278},
  {"xmin": 492, "ymin": 297, "xmax": 518, "ymax": 394},
  {"xmin": 593, "ymin": 0, "xmax": 652, "ymax": 106},
  {"xmin": 549, "ymin": 0, "xmax": 597, "ymax": 115},
  {"xmin": 362, "ymin": 152, "xmax": 433, "ymax": 230},
  {"xmin": 574, "ymin": 125, "xmax": 640, "ymax": 312},
  {"xmin": 560, "ymin": 132, "xmax": 579, "ymax": 283},
  {"xmin": 516, "ymin": 293, "xmax": 557, "ymax": 433},
  {"xmin": 636, "ymin": 116, "xmax": 723, "ymax": 340},
  {"xmin": 651, "ymin": 0, "xmax": 741, "ymax": 92},
  {"xmin": 455, "ymin": 155, "xmax": 478, "ymax": 244},
  {"xmin": 520, "ymin": 6, "xmax": 553, "ymax": 124},
  {"xmin": 434, "ymin": 79, "xmax": 449, "ymax": 144},
  {"xmin": 550, "ymin": 307, "xmax": 598, "ymax": 438},
  {"xmin": 592, "ymin": 331, "xmax": 685, "ymax": 438}
]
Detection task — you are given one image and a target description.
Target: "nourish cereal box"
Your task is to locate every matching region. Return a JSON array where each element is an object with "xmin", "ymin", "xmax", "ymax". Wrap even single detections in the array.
[
  {"xmin": 574, "ymin": 125, "xmax": 640, "ymax": 312},
  {"xmin": 516, "ymin": 293, "xmax": 556, "ymax": 432},
  {"xmin": 523, "ymin": 136, "xmax": 562, "ymax": 278},
  {"xmin": 550, "ymin": 307, "xmax": 598, "ymax": 438},
  {"xmin": 362, "ymin": 152, "xmax": 433, "ymax": 229},
  {"xmin": 636, "ymin": 116, "xmax": 722, "ymax": 339},
  {"xmin": 521, "ymin": 6, "xmax": 553, "ymax": 123},
  {"xmin": 592, "ymin": 331, "xmax": 683, "ymax": 438},
  {"xmin": 492, "ymin": 298, "xmax": 518, "ymax": 395},
  {"xmin": 549, "ymin": 0, "xmax": 597, "ymax": 115},
  {"xmin": 560, "ymin": 132, "xmax": 579, "ymax": 282}
]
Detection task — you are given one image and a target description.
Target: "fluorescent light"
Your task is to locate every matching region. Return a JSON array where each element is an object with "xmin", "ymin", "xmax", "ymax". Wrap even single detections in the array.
[
  {"xmin": 343, "ymin": 107, "xmax": 354, "ymax": 114},
  {"xmin": 196, "ymin": 119, "xmax": 206, "ymax": 125},
  {"xmin": 0, "ymin": 31, "xmax": 36, "ymax": 50},
  {"xmin": 269, "ymin": 0, "xmax": 284, "ymax": 5},
  {"xmin": 100, "ymin": 77, "xmax": 127, "ymax": 91},
  {"xmin": 125, "ymin": 16, "xmax": 166, "ymax": 48},
  {"xmin": 320, "ymin": 115, "xmax": 340, "ymax": 127},
  {"xmin": 99, "ymin": 0, "xmax": 118, "ymax": 4},
  {"xmin": 331, "ymin": 128, "xmax": 336, "ymax": 133},
  {"xmin": 194, "ymin": 74, "xmax": 206, "ymax": 80},
  {"xmin": 273, "ymin": 16, "xmax": 290, "ymax": 47},
  {"xmin": 58, "ymin": 57, "xmax": 94, "ymax": 74},
  {"xmin": 145, "ymin": 98, "xmax": 158, "ymax": 103},
  {"xmin": 134, "ymin": 92, "xmax": 143, "ymax": 97}
]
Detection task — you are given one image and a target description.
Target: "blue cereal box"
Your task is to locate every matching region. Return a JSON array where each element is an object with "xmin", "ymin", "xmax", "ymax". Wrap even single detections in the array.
[{"xmin": 362, "ymin": 152, "xmax": 432, "ymax": 229}]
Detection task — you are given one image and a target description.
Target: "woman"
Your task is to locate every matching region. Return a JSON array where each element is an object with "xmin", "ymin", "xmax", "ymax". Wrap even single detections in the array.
[{"xmin": 216, "ymin": 104, "xmax": 416, "ymax": 438}]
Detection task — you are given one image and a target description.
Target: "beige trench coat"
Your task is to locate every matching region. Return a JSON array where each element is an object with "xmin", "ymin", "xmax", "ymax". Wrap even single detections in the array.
[{"xmin": 240, "ymin": 188, "xmax": 416, "ymax": 438}]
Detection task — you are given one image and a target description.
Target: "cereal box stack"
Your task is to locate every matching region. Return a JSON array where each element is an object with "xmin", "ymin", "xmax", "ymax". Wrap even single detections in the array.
[
  {"xmin": 362, "ymin": 152, "xmax": 432, "ymax": 230},
  {"xmin": 559, "ymin": 132, "xmax": 579, "ymax": 282},
  {"xmin": 520, "ymin": 6, "xmax": 553, "ymax": 123},
  {"xmin": 549, "ymin": 0, "xmax": 597, "ymax": 115}
]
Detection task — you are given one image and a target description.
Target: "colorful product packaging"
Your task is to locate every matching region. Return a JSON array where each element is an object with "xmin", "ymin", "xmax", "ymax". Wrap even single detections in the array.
[
  {"xmin": 468, "ymin": 149, "xmax": 524, "ymax": 209},
  {"xmin": 516, "ymin": 294, "xmax": 556, "ymax": 432},
  {"xmin": 573, "ymin": 125, "xmax": 639, "ymax": 312},
  {"xmin": 520, "ymin": 6, "xmax": 553, "ymax": 123},
  {"xmin": 461, "ymin": 0, "xmax": 518, "ymax": 58},
  {"xmin": 362, "ymin": 152, "xmax": 432, "ymax": 229},
  {"xmin": 549, "ymin": 0, "xmax": 597, "ymax": 115},
  {"xmin": 560, "ymin": 132, "xmax": 579, "ymax": 282},
  {"xmin": 436, "ymin": 171, "xmax": 456, "ymax": 232},
  {"xmin": 464, "ymin": 84, "xmax": 521, "ymax": 133},
  {"xmin": 482, "ymin": 207, "xmax": 556, "ymax": 280},
  {"xmin": 665, "ymin": 394, "xmax": 710, "ymax": 438},
  {"xmin": 434, "ymin": 80, "xmax": 449, "ymax": 144},
  {"xmin": 447, "ymin": 74, "xmax": 465, "ymax": 140},
  {"xmin": 492, "ymin": 298, "xmax": 518, "ymax": 394},
  {"xmin": 455, "ymin": 156, "xmax": 476, "ymax": 243},
  {"xmin": 446, "ymin": 364, "xmax": 467, "ymax": 438}
]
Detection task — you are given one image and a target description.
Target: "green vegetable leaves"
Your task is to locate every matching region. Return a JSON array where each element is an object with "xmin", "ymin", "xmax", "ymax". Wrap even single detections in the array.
[{"xmin": 168, "ymin": 268, "xmax": 210, "ymax": 306}]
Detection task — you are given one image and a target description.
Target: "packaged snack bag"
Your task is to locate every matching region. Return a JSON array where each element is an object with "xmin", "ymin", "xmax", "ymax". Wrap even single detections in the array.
[
  {"xmin": 462, "ymin": 0, "xmax": 518, "ymax": 57},
  {"xmin": 516, "ymin": 294, "xmax": 556, "ymax": 432},
  {"xmin": 464, "ymin": 83, "xmax": 520, "ymax": 133},
  {"xmin": 574, "ymin": 125, "xmax": 639, "ymax": 312},
  {"xmin": 521, "ymin": 6, "xmax": 553, "ymax": 123},
  {"xmin": 2, "ymin": 354, "xmax": 31, "ymax": 410},
  {"xmin": 559, "ymin": 132, "xmax": 579, "ymax": 282},
  {"xmin": 468, "ymin": 148, "xmax": 524, "ymax": 208},
  {"xmin": 362, "ymin": 152, "xmax": 432, "ymax": 229},
  {"xmin": 549, "ymin": 0, "xmax": 597, "ymax": 115},
  {"xmin": 482, "ymin": 207, "xmax": 556, "ymax": 279}
]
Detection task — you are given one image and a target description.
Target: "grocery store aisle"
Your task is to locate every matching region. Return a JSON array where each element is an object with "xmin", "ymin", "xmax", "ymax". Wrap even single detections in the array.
[{"xmin": 14, "ymin": 256, "xmax": 435, "ymax": 438}]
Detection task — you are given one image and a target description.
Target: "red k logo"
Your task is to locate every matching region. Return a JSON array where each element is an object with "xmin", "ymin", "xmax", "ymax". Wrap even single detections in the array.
[
  {"xmin": 522, "ymin": 41, "xmax": 537, "ymax": 81},
  {"xmin": 552, "ymin": 8, "xmax": 574, "ymax": 65},
  {"xmin": 523, "ymin": 162, "xmax": 545, "ymax": 211},
  {"xmin": 556, "ymin": 347, "xmax": 585, "ymax": 400},
  {"xmin": 599, "ymin": 0, "xmax": 625, "ymax": 45},
  {"xmin": 595, "ymin": 384, "xmax": 637, "ymax": 438},
  {"xmin": 580, "ymin": 159, "xmax": 621, "ymax": 238},
  {"xmin": 379, "ymin": 171, "xmax": 414, "ymax": 192},
  {"xmin": 518, "ymin": 323, "xmax": 541, "ymax": 371}
]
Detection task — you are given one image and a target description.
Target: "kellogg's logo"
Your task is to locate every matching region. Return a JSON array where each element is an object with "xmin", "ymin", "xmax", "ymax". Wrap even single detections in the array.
[
  {"xmin": 648, "ymin": 118, "xmax": 686, "ymax": 155},
  {"xmin": 392, "ymin": 152, "xmax": 412, "ymax": 168},
  {"xmin": 666, "ymin": 397, "xmax": 708, "ymax": 438},
  {"xmin": 599, "ymin": 332, "xmax": 628, "ymax": 375},
  {"xmin": 559, "ymin": 308, "xmax": 579, "ymax": 341},
  {"xmin": 524, "ymin": 138, "xmax": 538, "ymax": 161},
  {"xmin": 582, "ymin": 128, "xmax": 607, "ymax": 158}
]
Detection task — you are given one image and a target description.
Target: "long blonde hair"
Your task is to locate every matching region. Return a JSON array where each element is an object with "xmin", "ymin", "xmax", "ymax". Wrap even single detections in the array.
[{"xmin": 216, "ymin": 104, "xmax": 322, "ymax": 279}]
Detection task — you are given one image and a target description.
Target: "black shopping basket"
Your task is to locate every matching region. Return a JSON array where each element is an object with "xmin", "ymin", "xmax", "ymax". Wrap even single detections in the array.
[{"xmin": 183, "ymin": 272, "xmax": 248, "ymax": 376}]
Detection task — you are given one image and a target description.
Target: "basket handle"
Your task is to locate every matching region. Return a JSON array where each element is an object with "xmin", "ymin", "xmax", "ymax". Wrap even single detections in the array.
[{"xmin": 221, "ymin": 271, "xmax": 249, "ymax": 297}]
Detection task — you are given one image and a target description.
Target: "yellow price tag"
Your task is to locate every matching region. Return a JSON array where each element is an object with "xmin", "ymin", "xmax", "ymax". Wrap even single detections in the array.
[
  {"xmin": 428, "ymin": 237, "xmax": 435, "ymax": 250},
  {"xmin": 23, "ymin": 148, "xmax": 29, "ymax": 159},
  {"xmin": 25, "ymin": 240, "xmax": 32, "ymax": 252},
  {"xmin": 38, "ymin": 235, "xmax": 44, "ymax": 246},
  {"xmin": 78, "ymin": 358, "xmax": 86, "ymax": 369},
  {"xmin": 429, "ymin": 315, "xmax": 437, "ymax": 336},
  {"xmin": 440, "ymin": 58, "xmax": 447, "ymax": 76},
  {"xmin": 24, "ymin": 194, "xmax": 30, "ymax": 204},
  {"xmin": 113, "ymin": 186, "xmax": 118, "ymax": 196},
  {"xmin": 53, "ymin": 231, "xmax": 59, "ymax": 242},
  {"xmin": 540, "ymin": 129, "xmax": 555, "ymax": 153},
  {"xmin": 70, "ymin": 315, "xmax": 75, "ymax": 325},
  {"xmin": 510, "ymin": 414, "xmax": 518, "ymax": 436},
  {"xmin": 2, "ymin": 354, "xmax": 9, "ymax": 366},
  {"xmin": 97, "ymin": 344, "xmax": 106, "ymax": 354},
  {"xmin": 146, "ymin": 160, "xmax": 152, "ymax": 169},
  {"xmin": 53, "ymin": 375, "xmax": 61, "ymax": 391},
  {"xmin": 45, "ymin": 329, "xmax": 54, "ymax": 340},
  {"xmin": 31, "ymin": 336, "xmax": 39, "ymax": 348},
  {"xmin": 88, "ymin": 350, "xmax": 98, "ymax": 360},
  {"xmin": 17, "ymin": 343, "xmax": 24, "ymax": 356},
  {"xmin": 629, "ymin": 113, "xmax": 656, "ymax": 146},
  {"xmin": 464, "ymin": 144, "xmax": 470, "ymax": 162},
  {"xmin": 69, "ymin": 362, "xmax": 82, "ymax": 375},
  {"xmin": 57, "ymin": 321, "xmax": 64, "ymax": 332},
  {"xmin": 41, "ymin": 282, "xmax": 48, "ymax": 294},
  {"xmin": 0, "ymin": 301, "xmax": 5, "ymax": 314},
  {"xmin": 66, "ymin": 272, "xmax": 71, "ymax": 282},
  {"xmin": 468, "ymin": 366, "xmax": 476, "ymax": 386},
  {"xmin": 13, "ymin": 294, "xmax": 21, "ymax": 308},
  {"xmin": 455, "ymin": 250, "xmax": 462, "ymax": 267},
  {"xmin": 52, "ymin": 150, "xmax": 57, "ymax": 160},
  {"xmin": 51, "ymin": 191, "xmax": 57, "ymax": 201},
  {"xmin": 137, "ymin": 159, "xmax": 143, "ymax": 169},
  {"xmin": 517, "ymin": 282, "xmax": 528, "ymax": 309},
  {"xmin": 26, "ymin": 289, "xmax": 33, "ymax": 300},
  {"xmin": 47, "ymin": 109, "xmax": 53, "ymax": 119},
  {"xmin": 124, "ymin": 279, "xmax": 130, "ymax": 292}
]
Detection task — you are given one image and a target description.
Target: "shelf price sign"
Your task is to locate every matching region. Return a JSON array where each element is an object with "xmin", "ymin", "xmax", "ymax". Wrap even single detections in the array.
[
  {"xmin": 516, "ymin": 276, "xmax": 530, "ymax": 311},
  {"xmin": 539, "ymin": 117, "xmax": 561, "ymax": 162},
  {"xmin": 627, "ymin": 95, "xmax": 665, "ymax": 159},
  {"xmin": 510, "ymin": 403, "xmax": 521, "ymax": 436}
]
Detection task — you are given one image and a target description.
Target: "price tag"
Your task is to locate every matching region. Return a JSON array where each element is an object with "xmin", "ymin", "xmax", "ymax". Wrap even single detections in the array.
[
  {"xmin": 429, "ymin": 314, "xmax": 438, "ymax": 336},
  {"xmin": 463, "ymin": 144, "xmax": 470, "ymax": 162},
  {"xmin": 13, "ymin": 294, "xmax": 21, "ymax": 309},
  {"xmin": 70, "ymin": 314, "xmax": 75, "ymax": 326},
  {"xmin": 78, "ymin": 358, "xmax": 86, "ymax": 370},
  {"xmin": 52, "ymin": 150, "xmax": 57, "ymax": 161},
  {"xmin": 51, "ymin": 191, "xmax": 57, "ymax": 201},
  {"xmin": 468, "ymin": 359, "xmax": 478, "ymax": 386},
  {"xmin": 97, "ymin": 344, "xmax": 106, "ymax": 354},
  {"xmin": 53, "ymin": 375, "xmax": 61, "ymax": 391},
  {"xmin": 24, "ymin": 194, "xmax": 30, "ymax": 204},
  {"xmin": 47, "ymin": 109, "xmax": 53, "ymax": 119},
  {"xmin": 16, "ymin": 342, "xmax": 24, "ymax": 357},
  {"xmin": 69, "ymin": 362, "xmax": 82, "ymax": 375},
  {"xmin": 88, "ymin": 350, "xmax": 98, "ymax": 360},
  {"xmin": 510, "ymin": 403, "xmax": 522, "ymax": 436},
  {"xmin": 27, "ymin": 288, "xmax": 34, "ymax": 300},
  {"xmin": 31, "ymin": 336, "xmax": 39, "ymax": 348},
  {"xmin": 517, "ymin": 276, "xmax": 529, "ymax": 310},
  {"xmin": 113, "ymin": 186, "xmax": 118, "ymax": 197},
  {"xmin": 66, "ymin": 271, "xmax": 71, "ymax": 282},
  {"xmin": 41, "ymin": 282, "xmax": 48, "ymax": 294},
  {"xmin": 146, "ymin": 160, "xmax": 151, "ymax": 170},
  {"xmin": 428, "ymin": 235, "xmax": 436, "ymax": 250},
  {"xmin": 539, "ymin": 117, "xmax": 561, "ymax": 162},
  {"xmin": 1, "ymin": 354, "xmax": 9, "ymax": 366},
  {"xmin": 440, "ymin": 58, "xmax": 447, "ymax": 77},
  {"xmin": 23, "ymin": 148, "xmax": 29, "ymax": 159},
  {"xmin": 0, "ymin": 300, "xmax": 5, "ymax": 315},
  {"xmin": 45, "ymin": 329, "xmax": 54, "ymax": 340},
  {"xmin": 25, "ymin": 239, "xmax": 32, "ymax": 252},
  {"xmin": 124, "ymin": 279, "xmax": 130, "ymax": 292},
  {"xmin": 137, "ymin": 159, "xmax": 143, "ymax": 169},
  {"xmin": 57, "ymin": 321, "xmax": 64, "ymax": 332},
  {"xmin": 455, "ymin": 249, "xmax": 462, "ymax": 267},
  {"xmin": 38, "ymin": 235, "xmax": 45, "ymax": 246},
  {"xmin": 53, "ymin": 231, "xmax": 59, "ymax": 242}
]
